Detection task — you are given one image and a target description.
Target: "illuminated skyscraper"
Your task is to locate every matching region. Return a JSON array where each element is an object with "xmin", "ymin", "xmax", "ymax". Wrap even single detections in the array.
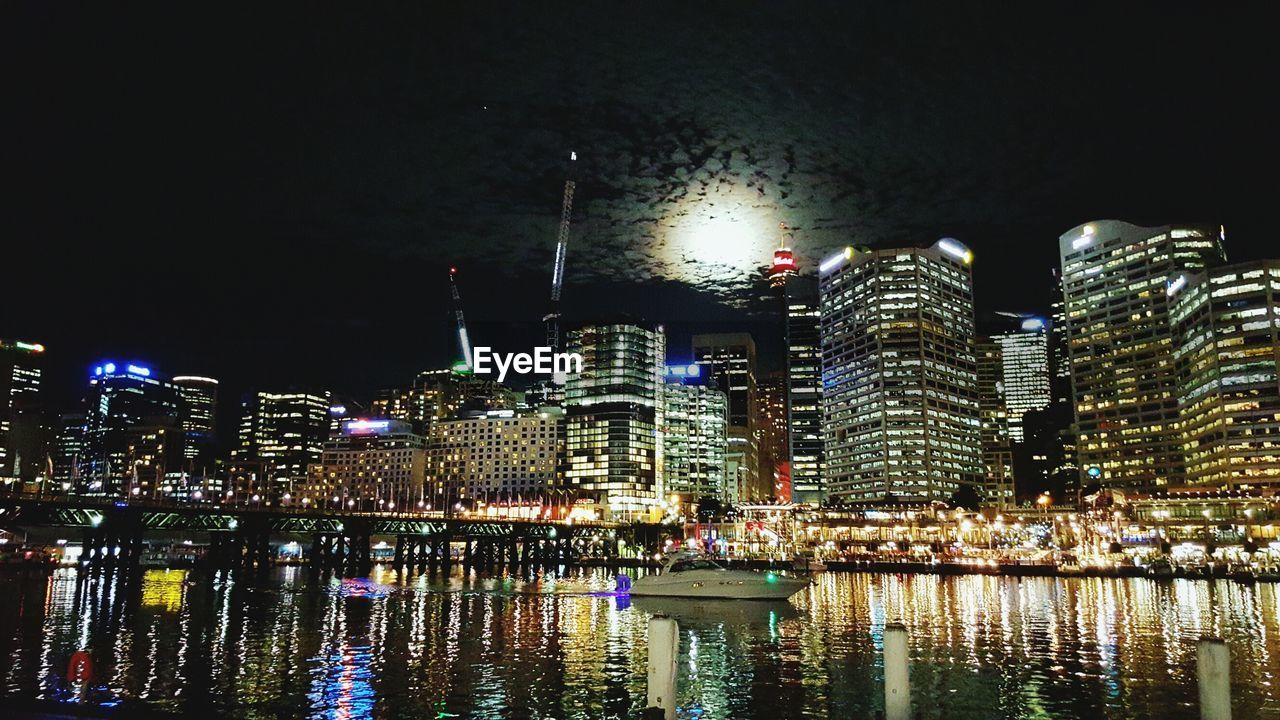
[
  {"xmin": 51, "ymin": 412, "xmax": 85, "ymax": 485},
  {"xmin": 1058, "ymin": 220, "xmax": 1225, "ymax": 490},
  {"xmin": 693, "ymin": 333, "xmax": 760, "ymax": 503},
  {"xmin": 1171, "ymin": 260, "xmax": 1280, "ymax": 488},
  {"xmin": 819, "ymin": 239, "xmax": 983, "ymax": 503},
  {"xmin": 663, "ymin": 367, "xmax": 728, "ymax": 505},
  {"xmin": 993, "ymin": 317, "xmax": 1051, "ymax": 442},
  {"xmin": 1014, "ymin": 272, "xmax": 1079, "ymax": 503},
  {"xmin": 234, "ymin": 390, "xmax": 331, "ymax": 499},
  {"xmin": 0, "ymin": 339, "xmax": 45, "ymax": 485},
  {"xmin": 785, "ymin": 276, "xmax": 825, "ymax": 503},
  {"xmin": 80, "ymin": 362, "xmax": 181, "ymax": 495},
  {"xmin": 172, "ymin": 375, "xmax": 218, "ymax": 469},
  {"xmin": 755, "ymin": 372, "xmax": 789, "ymax": 501},
  {"xmin": 564, "ymin": 323, "xmax": 665, "ymax": 519},
  {"xmin": 977, "ymin": 337, "xmax": 1013, "ymax": 505}
]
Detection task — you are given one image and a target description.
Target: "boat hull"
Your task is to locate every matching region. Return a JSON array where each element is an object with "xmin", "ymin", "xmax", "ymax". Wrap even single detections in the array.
[{"xmin": 629, "ymin": 569, "xmax": 808, "ymax": 600}]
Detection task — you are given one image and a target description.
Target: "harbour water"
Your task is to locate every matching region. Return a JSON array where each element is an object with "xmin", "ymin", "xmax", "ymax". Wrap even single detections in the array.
[{"xmin": 4, "ymin": 567, "xmax": 1280, "ymax": 719}]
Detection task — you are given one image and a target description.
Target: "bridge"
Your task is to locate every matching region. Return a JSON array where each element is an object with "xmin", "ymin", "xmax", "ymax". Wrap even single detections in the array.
[{"xmin": 0, "ymin": 495, "xmax": 624, "ymax": 575}]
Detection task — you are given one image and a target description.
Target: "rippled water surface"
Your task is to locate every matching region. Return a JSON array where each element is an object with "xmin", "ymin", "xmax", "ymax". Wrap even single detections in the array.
[{"xmin": 4, "ymin": 567, "xmax": 1280, "ymax": 719}]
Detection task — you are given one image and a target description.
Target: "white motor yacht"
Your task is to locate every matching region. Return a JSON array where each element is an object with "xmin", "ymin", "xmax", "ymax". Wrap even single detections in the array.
[{"xmin": 623, "ymin": 555, "xmax": 809, "ymax": 600}]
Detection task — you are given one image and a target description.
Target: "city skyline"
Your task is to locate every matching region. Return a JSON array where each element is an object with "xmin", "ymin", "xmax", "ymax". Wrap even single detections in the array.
[
  {"xmin": 3, "ymin": 4, "xmax": 1273, "ymax": 413},
  {"xmin": 5, "ymin": 6, "xmax": 1280, "ymax": 719}
]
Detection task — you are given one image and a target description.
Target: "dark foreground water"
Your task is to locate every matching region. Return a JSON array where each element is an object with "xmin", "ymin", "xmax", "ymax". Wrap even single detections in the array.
[{"xmin": 4, "ymin": 567, "xmax": 1280, "ymax": 719}]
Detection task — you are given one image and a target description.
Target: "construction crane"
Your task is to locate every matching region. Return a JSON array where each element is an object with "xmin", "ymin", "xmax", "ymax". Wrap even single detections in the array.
[
  {"xmin": 449, "ymin": 266, "xmax": 473, "ymax": 371},
  {"xmin": 543, "ymin": 151, "xmax": 577, "ymax": 353}
]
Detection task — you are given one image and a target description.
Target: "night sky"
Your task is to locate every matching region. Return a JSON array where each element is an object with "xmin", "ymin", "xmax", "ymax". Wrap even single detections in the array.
[{"xmin": 3, "ymin": 3, "xmax": 1272, "ymax": 418}]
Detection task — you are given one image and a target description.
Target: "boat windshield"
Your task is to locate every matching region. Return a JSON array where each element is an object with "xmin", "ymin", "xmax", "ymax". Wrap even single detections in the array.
[{"xmin": 668, "ymin": 558, "xmax": 723, "ymax": 573}]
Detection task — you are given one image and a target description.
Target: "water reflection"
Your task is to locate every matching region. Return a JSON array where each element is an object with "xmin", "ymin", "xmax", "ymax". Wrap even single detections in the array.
[{"xmin": 4, "ymin": 568, "xmax": 1280, "ymax": 719}]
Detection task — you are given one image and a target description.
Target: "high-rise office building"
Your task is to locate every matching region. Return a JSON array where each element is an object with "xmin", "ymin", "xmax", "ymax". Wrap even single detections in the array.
[
  {"xmin": 426, "ymin": 408, "xmax": 562, "ymax": 506},
  {"xmin": 993, "ymin": 318, "xmax": 1052, "ymax": 443},
  {"xmin": 306, "ymin": 418, "xmax": 427, "ymax": 510},
  {"xmin": 756, "ymin": 372, "xmax": 789, "ymax": 501},
  {"xmin": 51, "ymin": 412, "xmax": 85, "ymax": 485},
  {"xmin": 1049, "ymin": 270, "xmax": 1073, "ymax": 407},
  {"xmin": 564, "ymin": 323, "xmax": 665, "ymax": 520},
  {"xmin": 693, "ymin": 333, "xmax": 760, "ymax": 503},
  {"xmin": 80, "ymin": 362, "xmax": 180, "ymax": 494},
  {"xmin": 785, "ymin": 275, "xmax": 825, "ymax": 503},
  {"xmin": 663, "ymin": 367, "xmax": 729, "ymax": 506},
  {"xmin": 1057, "ymin": 220, "xmax": 1225, "ymax": 490},
  {"xmin": 234, "ymin": 390, "xmax": 331, "ymax": 499},
  {"xmin": 819, "ymin": 239, "xmax": 983, "ymax": 503},
  {"xmin": 1015, "ymin": 272, "xmax": 1080, "ymax": 503},
  {"xmin": 0, "ymin": 339, "xmax": 45, "ymax": 485},
  {"xmin": 976, "ymin": 338, "xmax": 1014, "ymax": 505},
  {"xmin": 1171, "ymin": 260, "xmax": 1280, "ymax": 488},
  {"xmin": 172, "ymin": 375, "xmax": 218, "ymax": 470}
]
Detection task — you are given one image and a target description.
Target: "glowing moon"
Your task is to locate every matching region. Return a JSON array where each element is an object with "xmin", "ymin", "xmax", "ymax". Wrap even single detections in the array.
[{"xmin": 659, "ymin": 184, "xmax": 780, "ymax": 292}]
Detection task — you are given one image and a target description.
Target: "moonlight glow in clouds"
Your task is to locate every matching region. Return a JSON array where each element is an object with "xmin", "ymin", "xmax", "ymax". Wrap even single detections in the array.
[{"xmin": 658, "ymin": 183, "xmax": 780, "ymax": 296}]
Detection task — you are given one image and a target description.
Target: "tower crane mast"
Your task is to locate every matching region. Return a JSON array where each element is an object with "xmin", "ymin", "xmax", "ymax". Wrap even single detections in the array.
[
  {"xmin": 449, "ymin": 266, "xmax": 473, "ymax": 371},
  {"xmin": 544, "ymin": 151, "xmax": 577, "ymax": 352}
]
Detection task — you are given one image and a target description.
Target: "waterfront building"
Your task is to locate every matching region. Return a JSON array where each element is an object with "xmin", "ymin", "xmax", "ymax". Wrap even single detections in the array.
[
  {"xmin": 1126, "ymin": 487, "xmax": 1280, "ymax": 548},
  {"xmin": 1057, "ymin": 220, "xmax": 1225, "ymax": 491},
  {"xmin": 0, "ymin": 339, "xmax": 45, "ymax": 486},
  {"xmin": 564, "ymin": 322, "xmax": 665, "ymax": 520},
  {"xmin": 693, "ymin": 333, "xmax": 761, "ymax": 503},
  {"xmin": 1171, "ymin": 260, "xmax": 1280, "ymax": 488},
  {"xmin": 663, "ymin": 368, "xmax": 729, "ymax": 507},
  {"xmin": 977, "ymin": 337, "xmax": 1014, "ymax": 506},
  {"xmin": 425, "ymin": 408, "xmax": 562, "ymax": 506},
  {"xmin": 306, "ymin": 417, "xmax": 426, "ymax": 510},
  {"xmin": 80, "ymin": 362, "xmax": 180, "ymax": 494},
  {"xmin": 818, "ymin": 239, "xmax": 984, "ymax": 503},
  {"xmin": 171, "ymin": 375, "xmax": 218, "ymax": 471},
  {"xmin": 233, "ymin": 390, "xmax": 331, "ymax": 500},
  {"xmin": 785, "ymin": 276, "xmax": 825, "ymax": 504}
]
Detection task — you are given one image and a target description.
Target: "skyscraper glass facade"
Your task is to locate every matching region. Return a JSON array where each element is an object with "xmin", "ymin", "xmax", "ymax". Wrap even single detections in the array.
[
  {"xmin": 693, "ymin": 333, "xmax": 760, "ymax": 503},
  {"xmin": 564, "ymin": 323, "xmax": 665, "ymax": 518},
  {"xmin": 977, "ymin": 337, "xmax": 1014, "ymax": 504},
  {"xmin": 785, "ymin": 276, "xmax": 825, "ymax": 503},
  {"xmin": 1172, "ymin": 260, "xmax": 1280, "ymax": 488},
  {"xmin": 663, "ymin": 381, "xmax": 728, "ymax": 503},
  {"xmin": 1058, "ymin": 220, "xmax": 1225, "ymax": 490},
  {"xmin": 819, "ymin": 239, "xmax": 983, "ymax": 503},
  {"xmin": 994, "ymin": 322, "xmax": 1051, "ymax": 443}
]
